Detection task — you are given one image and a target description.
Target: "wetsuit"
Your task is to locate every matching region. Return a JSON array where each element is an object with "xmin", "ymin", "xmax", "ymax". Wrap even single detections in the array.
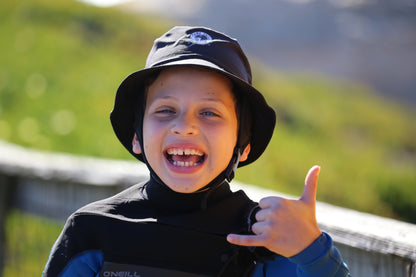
[{"xmin": 43, "ymin": 176, "xmax": 350, "ymax": 277}]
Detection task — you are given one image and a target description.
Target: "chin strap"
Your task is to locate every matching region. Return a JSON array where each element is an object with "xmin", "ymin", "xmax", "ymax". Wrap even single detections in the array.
[{"xmin": 225, "ymin": 146, "xmax": 241, "ymax": 182}]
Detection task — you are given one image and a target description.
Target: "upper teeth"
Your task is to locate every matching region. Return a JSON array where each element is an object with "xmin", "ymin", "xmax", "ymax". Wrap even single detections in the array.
[{"xmin": 167, "ymin": 148, "xmax": 203, "ymax": 156}]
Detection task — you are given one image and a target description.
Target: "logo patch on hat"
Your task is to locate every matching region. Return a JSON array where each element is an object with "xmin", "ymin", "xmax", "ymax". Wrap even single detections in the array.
[{"xmin": 189, "ymin": 31, "xmax": 213, "ymax": 45}]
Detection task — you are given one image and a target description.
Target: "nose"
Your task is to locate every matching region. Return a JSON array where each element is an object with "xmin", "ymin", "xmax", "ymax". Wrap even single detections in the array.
[{"xmin": 171, "ymin": 112, "xmax": 199, "ymax": 136}]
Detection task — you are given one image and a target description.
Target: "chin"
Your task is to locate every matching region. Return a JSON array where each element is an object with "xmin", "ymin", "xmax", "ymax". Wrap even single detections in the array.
[{"xmin": 165, "ymin": 180, "xmax": 206, "ymax": 193}]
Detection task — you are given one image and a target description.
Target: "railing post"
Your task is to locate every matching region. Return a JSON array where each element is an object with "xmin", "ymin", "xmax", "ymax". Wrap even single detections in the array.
[{"xmin": 0, "ymin": 175, "xmax": 15, "ymax": 277}]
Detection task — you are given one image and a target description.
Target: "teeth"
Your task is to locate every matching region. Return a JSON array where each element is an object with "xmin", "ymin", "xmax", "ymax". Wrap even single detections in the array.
[
  {"xmin": 172, "ymin": 161, "xmax": 198, "ymax": 167},
  {"xmin": 167, "ymin": 148, "xmax": 203, "ymax": 156},
  {"xmin": 167, "ymin": 148, "xmax": 205, "ymax": 167}
]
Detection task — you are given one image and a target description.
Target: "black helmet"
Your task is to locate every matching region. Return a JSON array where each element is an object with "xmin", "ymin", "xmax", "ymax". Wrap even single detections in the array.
[{"xmin": 110, "ymin": 26, "xmax": 276, "ymax": 167}]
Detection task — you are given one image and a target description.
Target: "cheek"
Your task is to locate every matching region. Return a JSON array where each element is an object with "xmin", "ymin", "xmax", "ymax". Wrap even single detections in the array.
[
  {"xmin": 208, "ymin": 125, "xmax": 237, "ymax": 159},
  {"xmin": 143, "ymin": 117, "xmax": 161, "ymax": 141},
  {"xmin": 142, "ymin": 119, "xmax": 164, "ymax": 155}
]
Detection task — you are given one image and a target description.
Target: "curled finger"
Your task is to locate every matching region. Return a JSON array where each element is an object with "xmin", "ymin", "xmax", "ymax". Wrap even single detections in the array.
[
  {"xmin": 251, "ymin": 221, "xmax": 273, "ymax": 236},
  {"xmin": 255, "ymin": 208, "xmax": 269, "ymax": 222}
]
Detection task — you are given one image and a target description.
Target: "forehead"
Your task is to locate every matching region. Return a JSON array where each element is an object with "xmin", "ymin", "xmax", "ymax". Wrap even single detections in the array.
[{"xmin": 146, "ymin": 66, "xmax": 235, "ymax": 102}]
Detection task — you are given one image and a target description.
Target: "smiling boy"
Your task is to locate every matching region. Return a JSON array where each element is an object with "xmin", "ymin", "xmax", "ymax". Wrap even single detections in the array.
[
  {"xmin": 134, "ymin": 66, "xmax": 248, "ymax": 193},
  {"xmin": 43, "ymin": 26, "xmax": 350, "ymax": 276}
]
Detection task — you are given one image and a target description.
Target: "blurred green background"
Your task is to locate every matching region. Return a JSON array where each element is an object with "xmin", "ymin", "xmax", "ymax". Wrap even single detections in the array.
[
  {"xmin": 1, "ymin": 0, "xmax": 415, "ymax": 221},
  {"xmin": 1, "ymin": 0, "xmax": 415, "ymax": 275}
]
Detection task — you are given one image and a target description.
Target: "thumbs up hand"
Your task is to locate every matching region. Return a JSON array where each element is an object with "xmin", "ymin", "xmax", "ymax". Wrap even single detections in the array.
[{"xmin": 227, "ymin": 165, "xmax": 322, "ymax": 257}]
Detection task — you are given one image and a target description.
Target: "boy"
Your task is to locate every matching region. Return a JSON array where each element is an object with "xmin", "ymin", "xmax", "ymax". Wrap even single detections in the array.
[{"xmin": 43, "ymin": 26, "xmax": 350, "ymax": 276}]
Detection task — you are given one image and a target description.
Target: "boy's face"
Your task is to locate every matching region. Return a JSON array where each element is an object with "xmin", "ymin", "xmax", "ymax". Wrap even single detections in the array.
[{"xmin": 134, "ymin": 67, "xmax": 241, "ymax": 193}]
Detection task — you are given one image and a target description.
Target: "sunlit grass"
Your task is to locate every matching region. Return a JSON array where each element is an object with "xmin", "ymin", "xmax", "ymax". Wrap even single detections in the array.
[
  {"xmin": 0, "ymin": 0, "xmax": 415, "ymax": 224},
  {"xmin": 4, "ymin": 211, "xmax": 63, "ymax": 277},
  {"xmin": 238, "ymin": 69, "xmax": 416, "ymax": 221}
]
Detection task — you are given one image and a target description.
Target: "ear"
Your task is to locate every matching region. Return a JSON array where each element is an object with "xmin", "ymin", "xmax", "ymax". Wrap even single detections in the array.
[
  {"xmin": 132, "ymin": 133, "xmax": 142, "ymax": 154},
  {"xmin": 239, "ymin": 144, "xmax": 251, "ymax": 162}
]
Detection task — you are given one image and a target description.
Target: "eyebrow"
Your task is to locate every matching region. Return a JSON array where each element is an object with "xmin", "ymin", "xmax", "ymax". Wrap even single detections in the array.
[
  {"xmin": 147, "ymin": 95, "xmax": 176, "ymax": 104},
  {"xmin": 200, "ymin": 97, "xmax": 223, "ymax": 102},
  {"xmin": 158, "ymin": 95, "xmax": 176, "ymax": 100},
  {"xmin": 199, "ymin": 97, "xmax": 235, "ymax": 109}
]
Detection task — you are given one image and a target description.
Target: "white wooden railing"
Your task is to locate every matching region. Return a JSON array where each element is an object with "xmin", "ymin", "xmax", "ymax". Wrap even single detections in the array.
[{"xmin": 0, "ymin": 140, "xmax": 415, "ymax": 277}]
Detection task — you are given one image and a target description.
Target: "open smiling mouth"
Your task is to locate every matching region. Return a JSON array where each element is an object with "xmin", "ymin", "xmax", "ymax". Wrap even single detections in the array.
[{"xmin": 165, "ymin": 148, "xmax": 206, "ymax": 167}]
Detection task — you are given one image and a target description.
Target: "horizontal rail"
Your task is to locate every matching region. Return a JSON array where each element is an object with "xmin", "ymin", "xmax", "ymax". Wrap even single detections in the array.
[{"xmin": 0, "ymin": 140, "xmax": 415, "ymax": 276}]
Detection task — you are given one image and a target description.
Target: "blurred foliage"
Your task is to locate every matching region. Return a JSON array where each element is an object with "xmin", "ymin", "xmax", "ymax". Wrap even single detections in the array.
[
  {"xmin": 4, "ymin": 210, "xmax": 62, "ymax": 276},
  {"xmin": 239, "ymin": 68, "xmax": 416, "ymax": 222},
  {"xmin": 0, "ymin": 0, "xmax": 169, "ymax": 158},
  {"xmin": 0, "ymin": 0, "xmax": 415, "ymax": 224}
]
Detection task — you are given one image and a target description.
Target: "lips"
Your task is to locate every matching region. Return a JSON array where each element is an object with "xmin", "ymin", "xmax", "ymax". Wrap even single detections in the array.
[{"xmin": 165, "ymin": 147, "xmax": 205, "ymax": 167}]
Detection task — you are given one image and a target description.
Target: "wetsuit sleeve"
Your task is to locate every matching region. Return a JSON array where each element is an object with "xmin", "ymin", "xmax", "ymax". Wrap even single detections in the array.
[
  {"xmin": 56, "ymin": 251, "xmax": 103, "ymax": 277},
  {"xmin": 252, "ymin": 232, "xmax": 350, "ymax": 277},
  {"xmin": 42, "ymin": 214, "xmax": 103, "ymax": 277}
]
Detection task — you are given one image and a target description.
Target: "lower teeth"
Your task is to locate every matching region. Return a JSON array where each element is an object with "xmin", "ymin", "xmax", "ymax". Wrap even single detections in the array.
[{"xmin": 172, "ymin": 161, "xmax": 198, "ymax": 167}]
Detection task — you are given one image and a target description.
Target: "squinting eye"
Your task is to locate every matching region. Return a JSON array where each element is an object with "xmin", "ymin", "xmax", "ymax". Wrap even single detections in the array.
[
  {"xmin": 155, "ymin": 109, "xmax": 175, "ymax": 116},
  {"xmin": 201, "ymin": 111, "xmax": 219, "ymax": 117},
  {"xmin": 159, "ymin": 109, "xmax": 174, "ymax": 113}
]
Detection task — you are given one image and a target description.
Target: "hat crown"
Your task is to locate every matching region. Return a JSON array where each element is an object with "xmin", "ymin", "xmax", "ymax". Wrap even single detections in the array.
[{"xmin": 145, "ymin": 26, "xmax": 253, "ymax": 85}]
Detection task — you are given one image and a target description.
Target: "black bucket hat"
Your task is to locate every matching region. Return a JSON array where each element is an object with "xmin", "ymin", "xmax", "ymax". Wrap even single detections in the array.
[{"xmin": 110, "ymin": 26, "xmax": 276, "ymax": 167}]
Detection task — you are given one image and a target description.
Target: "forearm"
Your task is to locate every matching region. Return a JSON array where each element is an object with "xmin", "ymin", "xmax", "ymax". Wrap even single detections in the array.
[{"xmin": 289, "ymin": 232, "xmax": 350, "ymax": 277}]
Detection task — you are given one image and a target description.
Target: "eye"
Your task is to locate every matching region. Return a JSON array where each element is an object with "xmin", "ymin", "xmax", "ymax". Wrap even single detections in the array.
[
  {"xmin": 154, "ymin": 107, "xmax": 175, "ymax": 117},
  {"xmin": 157, "ymin": 109, "xmax": 174, "ymax": 114},
  {"xmin": 200, "ymin": 110, "xmax": 220, "ymax": 117}
]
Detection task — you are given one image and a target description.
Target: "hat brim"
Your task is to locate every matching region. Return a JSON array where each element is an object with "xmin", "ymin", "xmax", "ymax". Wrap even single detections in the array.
[{"xmin": 110, "ymin": 59, "xmax": 276, "ymax": 167}]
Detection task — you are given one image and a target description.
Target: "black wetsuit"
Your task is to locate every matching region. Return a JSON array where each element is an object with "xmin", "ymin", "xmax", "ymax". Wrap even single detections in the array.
[{"xmin": 43, "ymin": 176, "xmax": 274, "ymax": 277}]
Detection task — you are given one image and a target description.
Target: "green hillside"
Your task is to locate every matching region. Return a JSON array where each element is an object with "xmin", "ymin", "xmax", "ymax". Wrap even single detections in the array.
[{"xmin": 1, "ymin": 0, "xmax": 415, "ymax": 223}]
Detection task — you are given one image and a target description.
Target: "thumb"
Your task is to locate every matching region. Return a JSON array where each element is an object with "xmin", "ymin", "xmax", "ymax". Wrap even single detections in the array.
[{"xmin": 301, "ymin": 165, "xmax": 320, "ymax": 204}]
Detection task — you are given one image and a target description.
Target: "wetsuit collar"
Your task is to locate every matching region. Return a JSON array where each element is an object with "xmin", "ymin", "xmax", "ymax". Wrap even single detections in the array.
[{"xmin": 144, "ymin": 172, "xmax": 233, "ymax": 213}]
